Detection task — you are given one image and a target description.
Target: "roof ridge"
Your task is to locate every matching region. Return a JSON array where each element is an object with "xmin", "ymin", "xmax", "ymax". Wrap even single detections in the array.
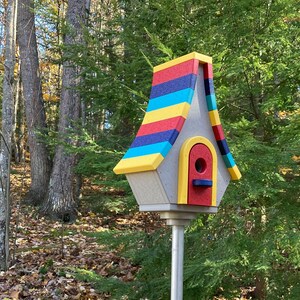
[{"xmin": 153, "ymin": 52, "xmax": 212, "ymax": 73}]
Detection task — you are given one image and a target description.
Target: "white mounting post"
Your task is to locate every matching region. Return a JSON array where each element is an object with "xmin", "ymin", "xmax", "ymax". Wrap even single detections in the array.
[
  {"xmin": 160, "ymin": 212, "xmax": 198, "ymax": 300},
  {"xmin": 171, "ymin": 224, "xmax": 184, "ymax": 300}
]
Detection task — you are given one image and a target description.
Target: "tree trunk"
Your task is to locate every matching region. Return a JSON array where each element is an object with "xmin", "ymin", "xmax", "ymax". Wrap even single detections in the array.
[
  {"xmin": 11, "ymin": 63, "xmax": 23, "ymax": 163},
  {"xmin": 17, "ymin": 0, "xmax": 51, "ymax": 205},
  {"xmin": 41, "ymin": 0, "xmax": 86, "ymax": 221},
  {"xmin": 0, "ymin": 0, "xmax": 17, "ymax": 271}
]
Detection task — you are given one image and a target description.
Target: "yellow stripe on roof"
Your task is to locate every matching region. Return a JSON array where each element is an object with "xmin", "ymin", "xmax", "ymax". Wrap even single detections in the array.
[
  {"xmin": 228, "ymin": 165, "xmax": 242, "ymax": 180},
  {"xmin": 142, "ymin": 102, "xmax": 190, "ymax": 125},
  {"xmin": 153, "ymin": 52, "xmax": 212, "ymax": 73},
  {"xmin": 113, "ymin": 154, "xmax": 164, "ymax": 175},
  {"xmin": 208, "ymin": 110, "xmax": 221, "ymax": 126}
]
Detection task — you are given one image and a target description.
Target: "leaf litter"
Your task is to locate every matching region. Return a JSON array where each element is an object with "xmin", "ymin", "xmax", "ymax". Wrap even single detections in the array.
[{"xmin": 1, "ymin": 164, "xmax": 163, "ymax": 299}]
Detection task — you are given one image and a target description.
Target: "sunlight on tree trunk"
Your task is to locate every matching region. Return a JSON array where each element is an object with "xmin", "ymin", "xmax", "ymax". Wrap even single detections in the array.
[
  {"xmin": 12, "ymin": 71, "xmax": 25, "ymax": 163},
  {"xmin": 0, "ymin": 0, "xmax": 17, "ymax": 271}
]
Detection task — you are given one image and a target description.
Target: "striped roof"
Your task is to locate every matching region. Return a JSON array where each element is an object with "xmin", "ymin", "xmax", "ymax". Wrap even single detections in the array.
[
  {"xmin": 202, "ymin": 64, "xmax": 241, "ymax": 180},
  {"xmin": 114, "ymin": 52, "xmax": 241, "ymax": 180}
]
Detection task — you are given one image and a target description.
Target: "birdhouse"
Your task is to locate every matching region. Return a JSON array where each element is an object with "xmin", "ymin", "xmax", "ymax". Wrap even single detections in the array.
[{"xmin": 114, "ymin": 52, "xmax": 241, "ymax": 214}]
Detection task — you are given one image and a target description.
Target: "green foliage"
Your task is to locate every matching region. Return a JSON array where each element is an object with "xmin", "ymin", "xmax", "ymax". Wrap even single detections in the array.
[
  {"xmin": 28, "ymin": 0, "xmax": 300, "ymax": 298},
  {"xmin": 85, "ymin": 229, "xmax": 148, "ymax": 261},
  {"xmin": 73, "ymin": 0, "xmax": 299, "ymax": 298},
  {"xmin": 279, "ymin": 111, "xmax": 300, "ymax": 151},
  {"xmin": 73, "ymin": 268, "xmax": 133, "ymax": 297},
  {"xmin": 83, "ymin": 193, "xmax": 137, "ymax": 215},
  {"xmin": 132, "ymin": 230, "xmax": 171, "ymax": 300},
  {"xmin": 83, "ymin": 229, "xmax": 171, "ymax": 300},
  {"xmin": 39, "ymin": 259, "xmax": 54, "ymax": 275}
]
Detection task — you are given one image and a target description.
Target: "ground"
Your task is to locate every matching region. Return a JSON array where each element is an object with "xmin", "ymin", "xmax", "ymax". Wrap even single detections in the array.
[
  {"xmin": 1, "ymin": 164, "xmax": 164, "ymax": 299},
  {"xmin": 0, "ymin": 165, "xmax": 251, "ymax": 299}
]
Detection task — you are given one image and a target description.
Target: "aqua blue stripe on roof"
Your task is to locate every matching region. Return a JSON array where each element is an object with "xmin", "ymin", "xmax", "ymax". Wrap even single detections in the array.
[
  {"xmin": 130, "ymin": 129, "xmax": 179, "ymax": 148},
  {"xmin": 222, "ymin": 153, "xmax": 236, "ymax": 168},
  {"xmin": 150, "ymin": 74, "xmax": 197, "ymax": 99},
  {"xmin": 147, "ymin": 88, "xmax": 194, "ymax": 112},
  {"xmin": 123, "ymin": 141, "xmax": 172, "ymax": 159},
  {"xmin": 206, "ymin": 94, "xmax": 217, "ymax": 111}
]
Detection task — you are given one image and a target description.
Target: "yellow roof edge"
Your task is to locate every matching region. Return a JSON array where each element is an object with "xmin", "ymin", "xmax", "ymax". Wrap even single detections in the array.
[
  {"xmin": 153, "ymin": 52, "xmax": 212, "ymax": 72},
  {"xmin": 193, "ymin": 52, "xmax": 213, "ymax": 64},
  {"xmin": 113, "ymin": 154, "xmax": 164, "ymax": 175},
  {"xmin": 228, "ymin": 165, "xmax": 242, "ymax": 180}
]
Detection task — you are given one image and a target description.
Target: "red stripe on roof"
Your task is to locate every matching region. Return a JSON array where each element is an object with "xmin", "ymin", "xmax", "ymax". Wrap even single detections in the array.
[
  {"xmin": 203, "ymin": 63, "xmax": 213, "ymax": 79},
  {"xmin": 212, "ymin": 124, "xmax": 225, "ymax": 141},
  {"xmin": 136, "ymin": 116, "xmax": 186, "ymax": 137},
  {"xmin": 152, "ymin": 59, "xmax": 198, "ymax": 86}
]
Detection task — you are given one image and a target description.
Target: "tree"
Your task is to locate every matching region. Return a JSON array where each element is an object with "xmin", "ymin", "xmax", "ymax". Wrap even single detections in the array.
[
  {"xmin": 42, "ymin": 0, "xmax": 87, "ymax": 221},
  {"xmin": 17, "ymin": 0, "xmax": 51, "ymax": 205},
  {"xmin": 0, "ymin": 0, "xmax": 17, "ymax": 271},
  {"xmin": 76, "ymin": 0, "xmax": 299, "ymax": 298}
]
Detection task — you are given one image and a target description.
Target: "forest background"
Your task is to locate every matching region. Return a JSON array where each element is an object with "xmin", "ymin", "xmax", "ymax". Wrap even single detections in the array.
[{"xmin": 0, "ymin": 0, "xmax": 299, "ymax": 299}]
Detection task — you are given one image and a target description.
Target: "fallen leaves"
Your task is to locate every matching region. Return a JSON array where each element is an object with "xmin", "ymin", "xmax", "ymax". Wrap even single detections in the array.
[
  {"xmin": 3, "ymin": 207, "xmax": 151, "ymax": 299},
  {"xmin": 0, "ymin": 164, "xmax": 164, "ymax": 299}
]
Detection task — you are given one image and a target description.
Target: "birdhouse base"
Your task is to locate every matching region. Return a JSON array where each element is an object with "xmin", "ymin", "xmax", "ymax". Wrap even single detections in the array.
[{"xmin": 139, "ymin": 203, "xmax": 218, "ymax": 214}]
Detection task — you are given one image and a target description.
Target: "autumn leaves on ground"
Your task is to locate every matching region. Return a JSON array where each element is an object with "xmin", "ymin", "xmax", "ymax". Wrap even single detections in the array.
[{"xmin": 1, "ymin": 164, "xmax": 163, "ymax": 299}]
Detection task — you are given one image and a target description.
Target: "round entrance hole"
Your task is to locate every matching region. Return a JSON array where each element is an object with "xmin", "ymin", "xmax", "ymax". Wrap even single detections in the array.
[{"xmin": 195, "ymin": 158, "xmax": 207, "ymax": 173}]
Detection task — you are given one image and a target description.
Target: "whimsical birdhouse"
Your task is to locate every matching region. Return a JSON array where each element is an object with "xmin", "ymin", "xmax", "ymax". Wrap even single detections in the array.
[{"xmin": 114, "ymin": 52, "xmax": 241, "ymax": 214}]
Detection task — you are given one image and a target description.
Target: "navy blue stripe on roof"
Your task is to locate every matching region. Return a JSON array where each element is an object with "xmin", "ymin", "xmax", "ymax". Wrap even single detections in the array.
[
  {"xmin": 217, "ymin": 139, "xmax": 230, "ymax": 155},
  {"xmin": 150, "ymin": 74, "xmax": 197, "ymax": 99},
  {"xmin": 204, "ymin": 78, "xmax": 215, "ymax": 96},
  {"xmin": 130, "ymin": 129, "xmax": 180, "ymax": 148}
]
